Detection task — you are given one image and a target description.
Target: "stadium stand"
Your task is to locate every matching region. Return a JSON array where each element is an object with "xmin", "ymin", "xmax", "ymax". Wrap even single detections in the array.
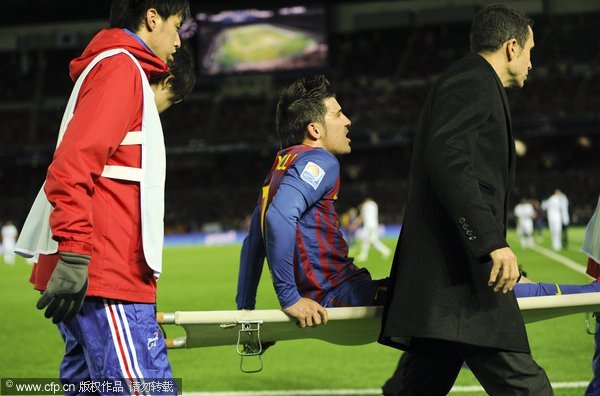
[{"xmin": 0, "ymin": 4, "xmax": 598, "ymax": 234}]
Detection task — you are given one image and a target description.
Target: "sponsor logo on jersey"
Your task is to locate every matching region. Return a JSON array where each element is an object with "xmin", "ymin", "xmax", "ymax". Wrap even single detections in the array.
[{"xmin": 300, "ymin": 162, "xmax": 325, "ymax": 190}]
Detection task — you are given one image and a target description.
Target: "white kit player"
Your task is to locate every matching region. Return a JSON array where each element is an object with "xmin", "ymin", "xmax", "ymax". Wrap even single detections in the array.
[
  {"xmin": 356, "ymin": 197, "xmax": 391, "ymax": 262},
  {"xmin": 2, "ymin": 221, "xmax": 18, "ymax": 265},
  {"xmin": 514, "ymin": 199, "xmax": 535, "ymax": 248},
  {"xmin": 542, "ymin": 189, "xmax": 569, "ymax": 250}
]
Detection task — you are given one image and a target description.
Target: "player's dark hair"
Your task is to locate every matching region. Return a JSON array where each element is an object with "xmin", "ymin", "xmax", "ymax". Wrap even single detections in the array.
[
  {"xmin": 168, "ymin": 42, "xmax": 196, "ymax": 99},
  {"xmin": 150, "ymin": 42, "xmax": 196, "ymax": 102},
  {"xmin": 470, "ymin": 4, "xmax": 533, "ymax": 53},
  {"xmin": 276, "ymin": 75, "xmax": 335, "ymax": 148},
  {"xmin": 109, "ymin": 0, "xmax": 191, "ymax": 32}
]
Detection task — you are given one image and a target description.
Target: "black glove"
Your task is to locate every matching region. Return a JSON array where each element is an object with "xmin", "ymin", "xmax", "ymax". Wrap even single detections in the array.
[{"xmin": 37, "ymin": 252, "xmax": 90, "ymax": 324}]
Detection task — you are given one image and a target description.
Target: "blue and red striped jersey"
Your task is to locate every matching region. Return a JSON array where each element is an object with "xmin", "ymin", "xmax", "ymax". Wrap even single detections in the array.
[{"xmin": 236, "ymin": 145, "xmax": 368, "ymax": 309}]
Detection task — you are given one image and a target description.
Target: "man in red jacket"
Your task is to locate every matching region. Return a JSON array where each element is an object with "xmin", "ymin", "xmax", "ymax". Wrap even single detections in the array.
[{"xmin": 21, "ymin": 0, "xmax": 191, "ymax": 390}]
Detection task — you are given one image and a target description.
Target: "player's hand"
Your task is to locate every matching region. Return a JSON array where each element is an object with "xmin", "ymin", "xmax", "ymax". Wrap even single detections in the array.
[
  {"xmin": 488, "ymin": 247, "xmax": 520, "ymax": 293},
  {"xmin": 37, "ymin": 252, "xmax": 90, "ymax": 324},
  {"xmin": 283, "ymin": 297, "xmax": 328, "ymax": 328}
]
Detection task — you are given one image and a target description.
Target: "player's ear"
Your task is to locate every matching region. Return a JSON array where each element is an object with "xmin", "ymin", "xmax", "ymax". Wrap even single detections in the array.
[{"xmin": 306, "ymin": 122, "xmax": 320, "ymax": 141}]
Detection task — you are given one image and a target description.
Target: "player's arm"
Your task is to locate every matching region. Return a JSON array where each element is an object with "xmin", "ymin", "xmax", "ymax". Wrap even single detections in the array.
[
  {"xmin": 236, "ymin": 207, "xmax": 266, "ymax": 310},
  {"xmin": 264, "ymin": 182, "xmax": 308, "ymax": 309},
  {"xmin": 424, "ymin": 71, "xmax": 517, "ymax": 292},
  {"xmin": 265, "ymin": 183, "xmax": 328, "ymax": 327}
]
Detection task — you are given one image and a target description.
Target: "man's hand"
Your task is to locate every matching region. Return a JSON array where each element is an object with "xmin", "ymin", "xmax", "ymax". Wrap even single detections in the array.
[
  {"xmin": 488, "ymin": 247, "xmax": 520, "ymax": 293},
  {"xmin": 283, "ymin": 297, "xmax": 328, "ymax": 328},
  {"xmin": 37, "ymin": 252, "xmax": 90, "ymax": 324}
]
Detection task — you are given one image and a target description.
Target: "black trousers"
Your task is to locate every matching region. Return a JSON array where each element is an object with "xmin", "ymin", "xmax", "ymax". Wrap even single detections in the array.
[{"xmin": 382, "ymin": 338, "xmax": 553, "ymax": 396}]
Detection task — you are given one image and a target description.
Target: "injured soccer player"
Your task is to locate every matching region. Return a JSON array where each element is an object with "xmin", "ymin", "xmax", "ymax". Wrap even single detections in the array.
[{"xmin": 236, "ymin": 75, "xmax": 388, "ymax": 328}]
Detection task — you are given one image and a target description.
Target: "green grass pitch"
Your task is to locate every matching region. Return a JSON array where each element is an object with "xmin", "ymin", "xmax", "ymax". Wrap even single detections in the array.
[
  {"xmin": 0, "ymin": 228, "xmax": 594, "ymax": 394},
  {"xmin": 215, "ymin": 24, "xmax": 316, "ymax": 68}
]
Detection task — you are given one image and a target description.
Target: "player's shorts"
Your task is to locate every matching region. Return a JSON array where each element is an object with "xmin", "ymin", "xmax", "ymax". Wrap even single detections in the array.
[
  {"xmin": 323, "ymin": 277, "xmax": 388, "ymax": 307},
  {"xmin": 57, "ymin": 297, "xmax": 175, "ymax": 395}
]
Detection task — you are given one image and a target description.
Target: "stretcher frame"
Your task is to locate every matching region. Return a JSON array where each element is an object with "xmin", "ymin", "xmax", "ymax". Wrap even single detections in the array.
[{"xmin": 158, "ymin": 293, "xmax": 600, "ymax": 372}]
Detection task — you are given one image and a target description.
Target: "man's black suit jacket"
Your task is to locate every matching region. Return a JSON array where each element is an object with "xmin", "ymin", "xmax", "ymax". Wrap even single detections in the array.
[{"xmin": 379, "ymin": 53, "xmax": 530, "ymax": 353}]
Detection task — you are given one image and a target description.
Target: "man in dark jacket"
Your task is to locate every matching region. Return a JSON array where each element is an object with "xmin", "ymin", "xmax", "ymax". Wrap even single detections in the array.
[{"xmin": 380, "ymin": 4, "xmax": 553, "ymax": 395}]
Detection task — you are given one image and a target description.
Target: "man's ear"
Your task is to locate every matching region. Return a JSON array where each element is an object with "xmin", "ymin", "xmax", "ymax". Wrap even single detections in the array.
[
  {"xmin": 306, "ymin": 122, "xmax": 321, "ymax": 141},
  {"xmin": 158, "ymin": 75, "xmax": 174, "ymax": 93},
  {"xmin": 145, "ymin": 8, "xmax": 159, "ymax": 32},
  {"xmin": 506, "ymin": 38, "xmax": 520, "ymax": 62}
]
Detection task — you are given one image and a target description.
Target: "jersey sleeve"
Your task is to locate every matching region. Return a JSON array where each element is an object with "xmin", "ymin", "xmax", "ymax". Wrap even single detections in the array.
[
  {"xmin": 44, "ymin": 55, "xmax": 142, "ymax": 256},
  {"xmin": 236, "ymin": 207, "xmax": 266, "ymax": 310},
  {"xmin": 281, "ymin": 150, "xmax": 339, "ymax": 207},
  {"xmin": 264, "ymin": 150, "xmax": 339, "ymax": 308}
]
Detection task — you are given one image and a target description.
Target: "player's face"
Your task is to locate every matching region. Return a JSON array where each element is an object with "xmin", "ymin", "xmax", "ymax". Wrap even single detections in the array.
[
  {"xmin": 320, "ymin": 97, "xmax": 352, "ymax": 155},
  {"xmin": 148, "ymin": 13, "xmax": 182, "ymax": 63},
  {"xmin": 507, "ymin": 26, "xmax": 534, "ymax": 88}
]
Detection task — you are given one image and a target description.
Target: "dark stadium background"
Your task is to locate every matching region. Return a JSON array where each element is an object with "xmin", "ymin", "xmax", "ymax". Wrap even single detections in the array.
[{"xmin": 0, "ymin": 0, "xmax": 598, "ymax": 235}]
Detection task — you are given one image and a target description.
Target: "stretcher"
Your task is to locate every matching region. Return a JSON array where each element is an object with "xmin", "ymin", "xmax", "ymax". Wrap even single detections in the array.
[{"xmin": 157, "ymin": 293, "xmax": 600, "ymax": 372}]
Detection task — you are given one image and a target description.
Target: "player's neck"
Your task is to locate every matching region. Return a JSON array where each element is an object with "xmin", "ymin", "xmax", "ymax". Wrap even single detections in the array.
[{"xmin": 301, "ymin": 139, "xmax": 324, "ymax": 150}]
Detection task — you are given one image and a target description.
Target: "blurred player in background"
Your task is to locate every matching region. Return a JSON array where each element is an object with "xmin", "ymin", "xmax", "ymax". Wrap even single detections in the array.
[
  {"xmin": 542, "ymin": 189, "xmax": 570, "ymax": 250},
  {"xmin": 16, "ymin": 0, "xmax": 193, "ymax": 388},
  {"xmin": 236, "ymin": 75, "xmax": 387, "ymax": 328},
  {"xmin": 340, "ymin": 207, "xmax": 359, "ymax": 247},
  {"xmin": 356, "ymin": 197, "xmax": 391, "ymax": 262},
  {"xmin": 1, "ymin": 220, "xmax": 18, "ymax": 265},
  {"xmin": 514, "ymin": 198, "xmax": 536, "ymax": 248}
]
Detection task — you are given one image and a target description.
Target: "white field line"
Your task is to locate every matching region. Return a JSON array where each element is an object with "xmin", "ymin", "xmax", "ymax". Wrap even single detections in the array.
[
  {"xmin": 185, "ymin": 381, "xmax": 590, "ymax": 395},
  {"xmin": 530, "ymin": 244, "xmax": 589, "ymax": 275}
]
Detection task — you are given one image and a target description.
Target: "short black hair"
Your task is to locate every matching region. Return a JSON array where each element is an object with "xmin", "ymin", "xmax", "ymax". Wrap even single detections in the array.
[
  {"xmin": 109, "ymin": 0, "xmax": 191, "ymax": 32},
  {"xmin": 168, "ymin": 42, "xmax": 196, "ymax": 99},
  {"xmin": 470, "ymin": 4, "xmax": 533, "ymax": 53},
  {"xmin": 275, "ymin": 75, "xmax": 335, "ymax": 149}
]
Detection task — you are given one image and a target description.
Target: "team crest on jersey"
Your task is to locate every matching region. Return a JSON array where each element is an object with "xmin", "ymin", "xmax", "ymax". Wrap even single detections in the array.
[{"xmin": 300, "ymin": 161, "xmax": 325, "ymax": 190}]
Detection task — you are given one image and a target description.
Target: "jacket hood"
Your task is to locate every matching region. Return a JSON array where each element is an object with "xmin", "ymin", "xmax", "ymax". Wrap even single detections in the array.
[{"xmin": 69, "ymin": 28, "xmax": 169, "ymax": 82}]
